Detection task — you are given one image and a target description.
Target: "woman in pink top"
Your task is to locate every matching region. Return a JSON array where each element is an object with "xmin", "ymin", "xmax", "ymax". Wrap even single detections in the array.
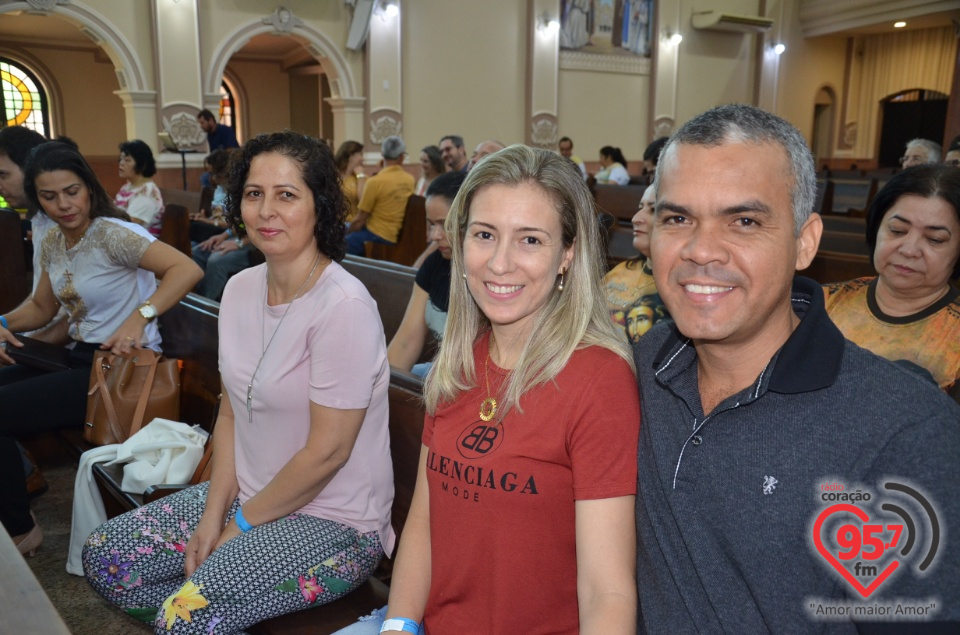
[
  {"xmin": 83, "ymin": 132, "xmax": 395, "ymax": 634},
  {"xmin": 114, "ymin": 139, "xmax": 164, "ymax": 236}
]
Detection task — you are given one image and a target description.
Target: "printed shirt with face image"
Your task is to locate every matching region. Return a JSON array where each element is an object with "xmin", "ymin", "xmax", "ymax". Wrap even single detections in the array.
[
  {"xmin": 603, "ymin": 257, "xmax": 670, "ymax": 344},
  {"xmin": 824, "ymin": 276, "xmax": 960, "ymax": 393}
]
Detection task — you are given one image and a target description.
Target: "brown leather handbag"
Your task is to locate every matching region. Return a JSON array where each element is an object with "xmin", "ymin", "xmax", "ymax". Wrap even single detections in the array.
[{"xmin": 84, "ymin": 350, "xmax": 181, "ymax": 446}]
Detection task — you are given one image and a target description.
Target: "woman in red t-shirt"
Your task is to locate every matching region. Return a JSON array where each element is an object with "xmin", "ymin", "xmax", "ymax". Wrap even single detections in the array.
[{"xmin": 380, "ymin": 145, "xmax": 641, "ymax": 635}]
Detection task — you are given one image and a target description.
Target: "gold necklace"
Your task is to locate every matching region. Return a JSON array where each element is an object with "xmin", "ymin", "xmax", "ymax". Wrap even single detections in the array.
[
  {"xmin": 64, "ymin": 224, "xmax": 90, "ymax": 250},
  {"xmin": 479, "ymin": 343, "xmax": 498, "ymax": 422}
]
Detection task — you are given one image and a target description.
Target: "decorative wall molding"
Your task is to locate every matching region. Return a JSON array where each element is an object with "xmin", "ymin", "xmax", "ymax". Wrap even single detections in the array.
[
  {"xmin": 653, "ymin": 117, "xmax": 674, "ymax": 138},
  {"xmin": 368, "ymin": 109, "xmax": 402, "ymax": 144},
  {"xmin": 261, "ymin": 6, "xmax": 304, "ymax": 35},
  {"xmin": 530, "ymin": 114, "xmax": 558, "ymax": 147},
  {"xmin": 559, "ymin": 50, "xmax": 651, "ymax": 75},
  {"xmin": 162, "ymin": 110, "xmax": 207, "ymax": 148},
  {"xmin": 842, "ymin": 121, "xmax": 858, "ymax": 148}
]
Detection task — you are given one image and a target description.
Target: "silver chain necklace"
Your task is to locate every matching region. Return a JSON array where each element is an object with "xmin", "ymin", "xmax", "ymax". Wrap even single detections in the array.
[{"xmin": 246, "ymin": 254, "xmax": 322, "ymax": 423}]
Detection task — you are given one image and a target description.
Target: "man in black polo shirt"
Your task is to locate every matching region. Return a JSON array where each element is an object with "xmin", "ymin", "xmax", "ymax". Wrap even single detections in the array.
[{"xmin": 634, "ymin": 104, "xmax": 960, "ymax": 631}]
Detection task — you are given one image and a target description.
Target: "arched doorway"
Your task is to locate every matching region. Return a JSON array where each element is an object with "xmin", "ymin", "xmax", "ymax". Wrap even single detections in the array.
[
  {"xmin": 811, "ymin": 86, "xmax": 836, "ymax": 169},
  {"xmin": 205, "ymin": 16, "xmax": 361, "ymax": 149},
  {"xmin": 877, "ymin": 88, "xmax": 948, "ymax": 167}
]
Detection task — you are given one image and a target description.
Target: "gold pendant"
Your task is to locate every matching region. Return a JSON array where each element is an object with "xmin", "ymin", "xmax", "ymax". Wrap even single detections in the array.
[{"xmin": 479, "ymin": 397, "xmax": 497, "ymax": 422}]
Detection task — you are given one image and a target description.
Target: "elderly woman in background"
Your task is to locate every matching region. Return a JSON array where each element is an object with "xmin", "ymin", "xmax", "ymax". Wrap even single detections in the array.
[
  {"xmin": 0, "ymin": 142, "xmax": 201, "ymax": 557},
  {"xmin": 115, "ymin": 139, "xmax": 165, "ymax": 235},
  {"xmin": 900, "ymin": 138, "xmax": 941, "ymax": 169},
  {"xmin": 84, "ymin": 131, "xmax": 395, "ymax": 634},
  {"xmin": 825, "ymin": 164, "xmax": 960, "ymax": 398},
  {"xmin": 335, "ymin": 140, "xmax": 366, "ymax": 222},
  {"xmin": 415, "ymin": 145, "xmax": 444, "ymax": 196},
  {"xmin": 595, "ymin": 145, "xmax": 630, "ymax": 185},
  {"xmin": 353, "ymin": 145, "xmax": 639, "ymax": 635},
  {"xmin": 604, "ymin": 184, "xmax": 669, "ymax": 343}
]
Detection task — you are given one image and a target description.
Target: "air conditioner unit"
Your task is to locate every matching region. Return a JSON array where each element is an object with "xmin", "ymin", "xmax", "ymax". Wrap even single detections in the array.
[{"xmin": 692, "ymin": 11, "xmax": 774, "ymax": 34}]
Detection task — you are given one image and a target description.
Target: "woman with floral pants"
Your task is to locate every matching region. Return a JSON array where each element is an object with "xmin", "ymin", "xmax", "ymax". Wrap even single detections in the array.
[
  {"xmin": 83, "ymin": 482, "xmax": 382, "ymax": 633},
  {"xmin": 83, "ymin": 134, "xmax": 397, "ymax": 634}
]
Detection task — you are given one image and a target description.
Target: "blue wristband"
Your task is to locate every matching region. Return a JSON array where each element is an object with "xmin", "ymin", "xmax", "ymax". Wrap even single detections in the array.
[
  {"xmin": 225, "ymin": 228, "xmax": 233, "ymax": 238},
  {"xmin": 234, "ymin": 506, "xmax": 254, "ymax": 532},
  {"xmin": 0, "ymin": 315, "xmax": 7, "ymax": 330},
  {"xmin": 380, "ymin": 618, "xmax": 421, "ymax": 634}
]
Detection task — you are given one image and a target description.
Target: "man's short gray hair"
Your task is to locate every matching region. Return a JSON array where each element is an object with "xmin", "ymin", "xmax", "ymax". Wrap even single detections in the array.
[
  {"xmin": 905, "ymin": 138, "xmax": 941, "ymax": 164},
  {"xmin": 381, "ymin": 136, "xmax": 406, "ymax": 160},
  {"xmin": 654, "ymin": 104, "xmax": 816, "ymax": 235}
]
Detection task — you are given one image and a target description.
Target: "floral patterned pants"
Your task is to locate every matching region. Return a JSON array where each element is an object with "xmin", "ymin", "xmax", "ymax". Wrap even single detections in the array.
[{"xmin": 82, "ymin": 482, "xmax": 383, "ymax": 634}]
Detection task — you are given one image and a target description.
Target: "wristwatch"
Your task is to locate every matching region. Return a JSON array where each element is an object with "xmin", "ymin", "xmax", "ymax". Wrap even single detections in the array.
[{"xmin": 138, "ymin": 301, "xmax": 158, "ymax": 322}]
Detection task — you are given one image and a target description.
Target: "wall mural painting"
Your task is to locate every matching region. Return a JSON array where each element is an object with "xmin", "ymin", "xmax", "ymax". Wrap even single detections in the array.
[{"xmin": 560, "ymin": 0, "xmax": 654, "ymax": 57}]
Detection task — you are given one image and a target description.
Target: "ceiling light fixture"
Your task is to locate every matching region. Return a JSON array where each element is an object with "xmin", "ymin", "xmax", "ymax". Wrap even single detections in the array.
[{"xmin": 894, "ymin": 21, "xmax": 906, "ymax": 28}]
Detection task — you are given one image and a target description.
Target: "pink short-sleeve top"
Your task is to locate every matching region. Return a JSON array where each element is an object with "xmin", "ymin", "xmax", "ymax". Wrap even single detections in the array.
[{"xmin": 219, "ymin": 261, "xmax": 396, "ymax": 553}]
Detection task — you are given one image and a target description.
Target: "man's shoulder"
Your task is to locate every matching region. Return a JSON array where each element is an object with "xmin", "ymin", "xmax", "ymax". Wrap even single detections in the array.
[
  {"xmin": 632, "ymin": 321, "xmax": 678, "ymax": 378},
  {"xmin": 834, "ymin": 338, "xmax": 959, "ymax": 419}
]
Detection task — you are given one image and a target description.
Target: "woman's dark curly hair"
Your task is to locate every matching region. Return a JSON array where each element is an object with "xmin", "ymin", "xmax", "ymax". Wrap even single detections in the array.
[
  {"xmin": 25, "ymin": 142, "xmax": 130, "ymax": 222},
  {"xmin": 118, "ymin": 139, "xmax": 157, "ymax": 177},
  {"xmin": 225, "ymin": 131, "xmax": 347, "ymax": 261},
  {"xmin": 865, "ymin": 163, "xmax": 960, "ymax": 279}
]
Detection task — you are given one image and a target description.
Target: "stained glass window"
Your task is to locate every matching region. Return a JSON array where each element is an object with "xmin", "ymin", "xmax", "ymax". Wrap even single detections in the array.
[
  {"xmin": 1, "ymin": 58, "xmax": 49, "ymax": 136},
  {"xmin": 219, "ymin": 81, "xmax": 234, "ymax": 128}
]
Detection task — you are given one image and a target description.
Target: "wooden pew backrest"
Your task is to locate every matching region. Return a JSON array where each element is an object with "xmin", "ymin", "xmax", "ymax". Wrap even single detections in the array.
[
  {"xmin": 157, "ymin": 292, "xmax": 222, "ymax": 428},
  {"xmin": 159, "ymin": 203, "xmax": 192, "ymax": 256},
  {"xmin": 0, "ymin": 209, "xmax": 29, "ymax": 313},
  {"xmin": 160, "ymin": 188, "xmax": 203, "ymax": 215},
  {"xmin": 342, "ymin": 255, "xmax": 417, "ymax": 344},
  {"xmin": 593, "ymin": 184, "xmax": 645, "ymax": 224},
  {"xmin": 366, "ymin": 195, "xmax": 427, "ymax": 267}
]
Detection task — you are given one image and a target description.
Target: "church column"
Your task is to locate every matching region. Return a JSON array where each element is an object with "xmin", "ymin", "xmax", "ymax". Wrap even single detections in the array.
[
  {"xmin": 325, "ymin": 96, "xmax": 368, "ymax": 152},
  {"xmin": 364, "ymin": 0, "xmax": 403, "ymax": 158},
  {"xmin": 115, "ymin": 89, "xmax": 159, "ymax": 149},
  {"xmin": 527, "ymin": 0, "xmax": 560, "ymax": 148},
  {"xmin": 151, "ymin": 0, "xmax": 207, "ymax": 164},
  {"xmin": 652, "ymin": 0, "xmax": 681, "ymax": 137}
]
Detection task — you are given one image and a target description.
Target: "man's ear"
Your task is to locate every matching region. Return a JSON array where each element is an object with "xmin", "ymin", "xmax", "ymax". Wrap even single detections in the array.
[{"xmin": 795, "ymin": 213, "xmax": 822, "ymax": 271}]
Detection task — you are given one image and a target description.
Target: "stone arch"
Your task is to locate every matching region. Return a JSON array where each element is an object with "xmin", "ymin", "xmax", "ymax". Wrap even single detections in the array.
[
  {"xmin": 204, "ymin": 18, "xmax": 357, "ymax": 103},
  {"xmin": 0, "ymin": 1, "xmax": 148, "ymax": 93}
]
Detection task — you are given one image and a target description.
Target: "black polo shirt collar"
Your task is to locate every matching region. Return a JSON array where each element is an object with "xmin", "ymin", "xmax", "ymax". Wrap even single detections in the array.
[{"xmin": 651, "ymin": 276, "xmax": 844, "ymax": 396}]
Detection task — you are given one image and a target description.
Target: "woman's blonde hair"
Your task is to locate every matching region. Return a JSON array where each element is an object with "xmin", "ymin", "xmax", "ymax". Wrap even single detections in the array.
[{"xmin": 423, "ymin": 144, "xmax": 634, "ymax": 416}]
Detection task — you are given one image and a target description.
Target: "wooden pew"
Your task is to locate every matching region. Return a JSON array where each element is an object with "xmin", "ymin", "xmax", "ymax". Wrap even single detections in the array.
[
  {"xmin": 158, "ymin": 203, "xmax": 192, "ymax": 256},
  {"xmin": 592, "ymin": 183, "xmax": 645, "ymax": 224},
  {"xmin": 0, "ymin": 209, "xmax": 30, "ymax": 313},
  {"xmin": 341, "ymin": 255, "xmax": 417, "ymax": 344},
  {"xmin": 159, "ymin": 188, "xmax": 203, "ymax": 215},
  {"xmin": 820, "ymin": 215, "xmax": 866, "ymax": 235},
  {"xmin": 805, "ymin": 251, "xmax": 875, "ymax": 284},
  {"xmin": 366, "ymin": 195, "xmax": 427, "ymax": 267},
  {"xmin": 819, "ymin": 230, "xmax": 870, "ymax": 256},
  {"xmin": 814, "ymin": 179, "xmax": 834, "ymax": 215},
  {"xmin": 827, "ymin": 179, "xmax": 876, "ymax": 217}
]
